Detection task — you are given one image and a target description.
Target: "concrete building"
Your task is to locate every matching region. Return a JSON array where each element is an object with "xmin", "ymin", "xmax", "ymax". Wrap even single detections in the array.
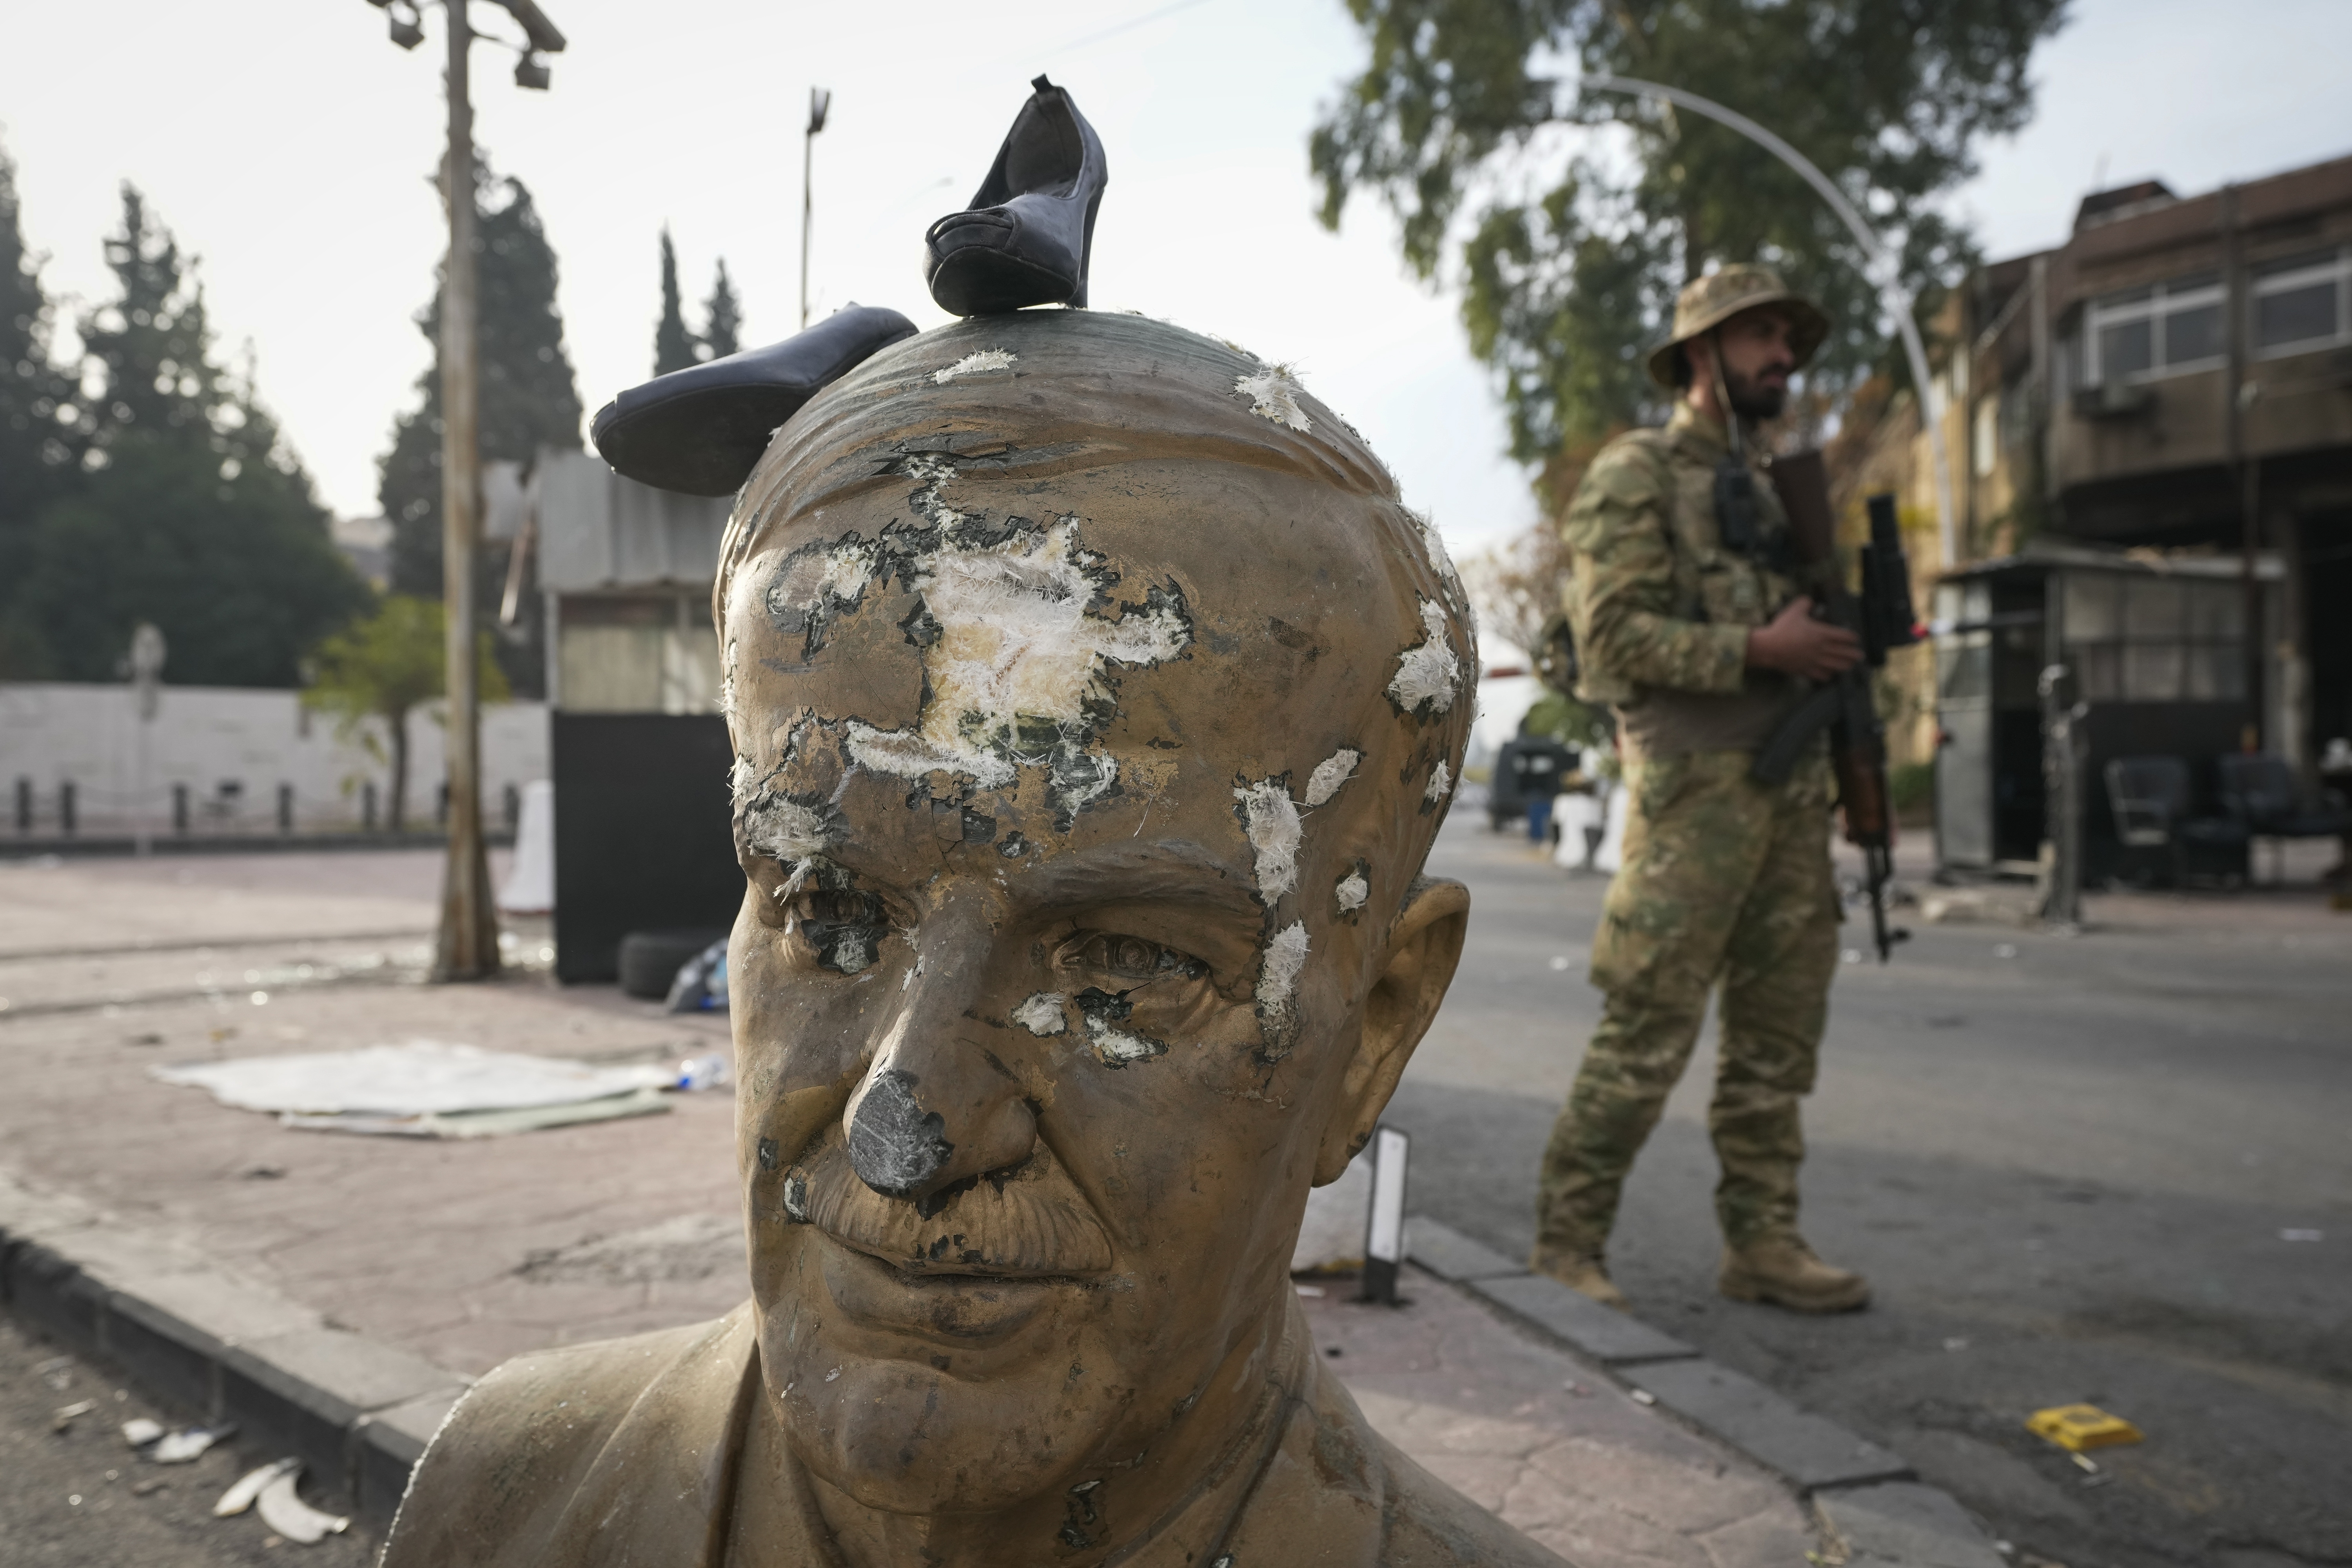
[{"xmin": 1927, "ymin": 152, "xmax": 2352, "ymax": 776}]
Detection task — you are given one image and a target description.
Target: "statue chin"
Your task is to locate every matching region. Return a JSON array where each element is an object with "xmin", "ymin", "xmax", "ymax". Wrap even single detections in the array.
[{"xmin": 779, "ymin": 1359, "xmax": 1107, "ymax": 1516}]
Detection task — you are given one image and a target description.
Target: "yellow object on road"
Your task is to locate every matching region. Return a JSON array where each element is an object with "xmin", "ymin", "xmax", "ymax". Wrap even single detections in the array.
[{"xmin": 2028, "ymin": 1404, "xmax": 2143, "ymax": 1451}]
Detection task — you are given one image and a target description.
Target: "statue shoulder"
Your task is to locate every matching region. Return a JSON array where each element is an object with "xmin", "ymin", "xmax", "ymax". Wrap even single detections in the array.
[{"xmin": 382, "ymin": 1307, "xmax": 759, "ymax": 1568}]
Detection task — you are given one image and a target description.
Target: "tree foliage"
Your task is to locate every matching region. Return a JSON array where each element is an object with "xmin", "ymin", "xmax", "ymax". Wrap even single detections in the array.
[
  {"xmin": 304, "ymin": 593, "xmax": 508, "ymax": 832},
  {"xmin": 379, "ymin": 158, "xmax": 583, "ymax": 601},
  {"xmin": 654, "ymin": 227, "xmax": 698, "ymax": 375},
  {"xmin": 0, "ymin": 138, "xmax": 83, "ymax": 674},
  {"xmin": 702, "ymin": 258, "xmax": 742, "ymax": 361},
  {"xmin": 1312, "ymin": 0, "xmax": 2069, "ymax": 466},
  {"xmin": 1, "ymin": 182, "xmax": 365, "ymax": 685}
]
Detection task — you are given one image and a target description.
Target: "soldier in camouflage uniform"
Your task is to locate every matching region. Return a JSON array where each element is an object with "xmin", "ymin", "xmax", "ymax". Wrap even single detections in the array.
[{"xmin": 1532, "ymin": 266, "xmax": 1872, "ymax": 1314}]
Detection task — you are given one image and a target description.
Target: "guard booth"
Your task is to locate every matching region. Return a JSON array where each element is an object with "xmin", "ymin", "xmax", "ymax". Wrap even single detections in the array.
[
  {"xmin": 1932, "ymin": 542, "xmax": 2280, "ymax": 883},
  {"xmin": 536, "ymin": 450, "xmax": 743, "ymax": 982}
]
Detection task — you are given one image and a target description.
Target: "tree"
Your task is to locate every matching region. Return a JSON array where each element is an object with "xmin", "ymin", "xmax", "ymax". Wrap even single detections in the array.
[
  {"xmin": 1312, "ymin": 0, "xmax": 2069, "ymax": 470},
  {"xmin": 702, "ymin": 258, "xmax": 741, "ymax": 360},
  {"xmin": 5, "ymin": 185, "xmax": 365, "ymax": 685},
  {"xmin": 304, "ymin": 594, "xmax": 510, "ymax": 832},
  {"xmin": 653, "ymin": 227, "xmax": 698, "ymax": 375},
  {"xmin": 0, "ymin": 138, "xmax": 82, "ymax": 675},
  {"xmin": 379, "ymin": 158, "xmax": 582, "ymax": 600}
]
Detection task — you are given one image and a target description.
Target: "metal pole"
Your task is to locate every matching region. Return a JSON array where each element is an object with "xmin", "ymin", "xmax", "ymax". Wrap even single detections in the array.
[
  {"xmin": 1583, "ymin": 74, "xmax": 1958, "ymax": 570},
  {"xmin": 801, "ymin": 87, "xmax": 829, "ymax": 330},
  {"xmin": 436, "ymin": 0, "xmax": 499, "ymax": 981}
]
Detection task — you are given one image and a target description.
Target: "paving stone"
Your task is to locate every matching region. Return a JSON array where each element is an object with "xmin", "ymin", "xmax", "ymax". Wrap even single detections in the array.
[
  {"xmin": 1817, "ymin": 1480, "xmax": 2006, "ymax": 1568},
  {"xmin": 1624, "ymin": 1359, "xmax": 1911, "ymax": 1492},
  {"xmin": 1406, "ymin": 1215, "xmax": 1528, "ymax": 1282},
  {"xmin": 1470, "ymin": 1272, "xmax": 1696, "ymax": 1365}
]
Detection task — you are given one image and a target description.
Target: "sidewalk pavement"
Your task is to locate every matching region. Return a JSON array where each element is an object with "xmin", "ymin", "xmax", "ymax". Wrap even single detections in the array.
[{"xmin": 0, "ymin": 851, "xmax": 2001, "ymax": 1565}]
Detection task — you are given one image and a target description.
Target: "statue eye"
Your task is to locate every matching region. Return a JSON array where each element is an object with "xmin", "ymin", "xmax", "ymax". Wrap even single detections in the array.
[
  {"xmin": 780, "ymin": 887, "xmax": 891, "ymax": 976},
  {"xmin": 1064, "ymin": 933, "xmax": 1206, "ymax": 983}
]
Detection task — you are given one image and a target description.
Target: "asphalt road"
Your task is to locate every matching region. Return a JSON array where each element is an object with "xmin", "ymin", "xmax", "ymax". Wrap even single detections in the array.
[
  {"xmin": 1403, "ymin": 811, "xmax": 2352, "ymax": 1568},
  {"xmin": 0, "ymin": 1312, "xmax": 378, "ymax": 1566}
]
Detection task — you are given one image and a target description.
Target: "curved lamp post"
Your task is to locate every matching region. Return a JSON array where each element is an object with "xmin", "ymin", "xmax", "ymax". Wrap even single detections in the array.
[{"xmin": 1583, "ymin": 74, "xmax": 1958, "ymax": 567}]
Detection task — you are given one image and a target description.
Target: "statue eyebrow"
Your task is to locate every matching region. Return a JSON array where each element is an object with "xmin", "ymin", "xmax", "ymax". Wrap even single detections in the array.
[{"xmin": 1012, "ymin": 839, "xmax": 1261, "ymax": 921}]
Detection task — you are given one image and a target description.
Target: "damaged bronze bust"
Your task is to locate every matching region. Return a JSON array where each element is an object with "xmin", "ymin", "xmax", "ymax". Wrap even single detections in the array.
[{"xmin": 382, "ymin": 310, "xmax": 1563, "ymax": 1568}]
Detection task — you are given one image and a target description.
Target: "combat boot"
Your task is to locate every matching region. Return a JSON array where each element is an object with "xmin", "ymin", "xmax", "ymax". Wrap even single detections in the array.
[
  {"xmin": 1717, "ymin": 1234, "xmax": 1870, "ymax": 1313},
  {"xmin": 1529, "ymin": 1245, "xmax": 1628, "ymax": 1311}
]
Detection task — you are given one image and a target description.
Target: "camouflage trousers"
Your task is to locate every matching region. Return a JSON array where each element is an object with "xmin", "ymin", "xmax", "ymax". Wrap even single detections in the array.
[{"xmin": 1535, "ymin": 750, "xmax": 1841, "ymax": 1255}]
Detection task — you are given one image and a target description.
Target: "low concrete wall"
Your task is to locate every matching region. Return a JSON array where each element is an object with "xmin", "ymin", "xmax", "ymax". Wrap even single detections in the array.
[{"xmin": 0, "ymin": 682, "xmax": 548, "ymax": 838}]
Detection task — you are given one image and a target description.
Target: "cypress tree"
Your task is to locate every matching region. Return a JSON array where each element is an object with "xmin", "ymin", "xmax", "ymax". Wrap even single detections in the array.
[
  {"xmin": 378, "ymin": 156, "xmax": 581, "ymax": 697},
  {"xmin": 9, "ymin": 184, "xmax": 365, "ymax": 686},
  {"xmin": 702, "ymin": 258, "xmax": 741, "ymax": 361},
  {"xmin": 0, "ymin": 139, "xmax": 82, "ymax": 674},
  {"xmin": 654, "ymin": 227, "xmax": 697, "ymax": 374}
]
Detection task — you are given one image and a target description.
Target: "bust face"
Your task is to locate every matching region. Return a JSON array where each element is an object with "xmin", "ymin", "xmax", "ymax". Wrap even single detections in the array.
[{"xmin": 718, "ymin": 317, "xmax": 1470, "ymax": 1528}]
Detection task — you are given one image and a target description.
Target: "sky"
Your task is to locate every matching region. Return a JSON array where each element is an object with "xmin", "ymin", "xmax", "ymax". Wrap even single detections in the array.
[{"xmin": 4, "ymin": 0, "xmax": 2350, "ymax": 563}]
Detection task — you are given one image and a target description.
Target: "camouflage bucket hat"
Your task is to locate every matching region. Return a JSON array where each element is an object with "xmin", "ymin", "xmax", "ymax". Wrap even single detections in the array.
[{"xmin": 1645, "ymin": 264, "xmax": 1831, "ymax": 388}]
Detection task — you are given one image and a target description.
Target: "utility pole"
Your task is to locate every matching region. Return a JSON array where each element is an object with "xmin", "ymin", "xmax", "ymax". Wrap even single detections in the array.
[
  {"xmin": 802, "ymin": 87, "xmax": 831, "ymax": 329},
  {"xmin": 364, "ymin": 0, "xmax": 565, "ymax": 982}
]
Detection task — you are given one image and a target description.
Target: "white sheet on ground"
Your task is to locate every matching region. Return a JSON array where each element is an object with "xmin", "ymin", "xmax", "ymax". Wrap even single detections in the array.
[{"xmin": 152, "ymin": 1040, "xmax": 671, "ymax": 1138}]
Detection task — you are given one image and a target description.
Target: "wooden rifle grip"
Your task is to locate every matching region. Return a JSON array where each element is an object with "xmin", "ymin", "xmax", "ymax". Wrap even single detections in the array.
[{"xmin": 1834, "ymin": 748, "xmax": 1890, "ymax": 844}]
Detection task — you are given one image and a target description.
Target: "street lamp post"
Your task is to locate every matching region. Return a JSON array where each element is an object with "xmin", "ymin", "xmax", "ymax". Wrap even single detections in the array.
[
  {"xmin": 802, "ymin": 87, "xmax": 831, "ymax": 330},
  {"xmin": 364, "ymin": 0, "xmax": 565, "ymax": 982},
  {"xmin": 1581, "ymin": 74, "xmax": 1958, "ymax": 572}
]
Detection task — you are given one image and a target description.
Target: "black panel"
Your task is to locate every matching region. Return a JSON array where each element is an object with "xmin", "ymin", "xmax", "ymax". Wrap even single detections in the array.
[{"xmin": 552, "ymin": 713, "xmax": 740, "ymax": 983}]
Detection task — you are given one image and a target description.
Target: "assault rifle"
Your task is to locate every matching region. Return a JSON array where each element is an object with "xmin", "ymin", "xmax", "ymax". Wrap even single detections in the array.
[{"xmin": 1753, "ymin": 452, "xmax": 1921, "ymax": 962}]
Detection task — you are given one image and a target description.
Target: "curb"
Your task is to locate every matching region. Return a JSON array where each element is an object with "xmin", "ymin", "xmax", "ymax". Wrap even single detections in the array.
[
  {"xmin": 0, "ymin": 1172, "xmax": 2002, "ymax": 1564},
  {"xmin": 1406, "ymin": 1216, "xmax": 2007, "ymax": 1568},
  {"xmin": 0, "ymin": 1171, "xmax": 466, "ymax": 1530}
]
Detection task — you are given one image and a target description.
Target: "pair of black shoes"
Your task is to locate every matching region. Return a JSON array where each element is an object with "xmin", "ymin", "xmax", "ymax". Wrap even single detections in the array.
[{"xmin": 592, "ymin": 76, "xmax": 1106, "ymax": 496}]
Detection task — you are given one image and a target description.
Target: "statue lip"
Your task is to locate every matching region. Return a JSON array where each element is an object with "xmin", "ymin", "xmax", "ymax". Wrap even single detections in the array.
[{"xmin": 815, "ymin": 1233, "xmax": 1061, "ymax": 1348}]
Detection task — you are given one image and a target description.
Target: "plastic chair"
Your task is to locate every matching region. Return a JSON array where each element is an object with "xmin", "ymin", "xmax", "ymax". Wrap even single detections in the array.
[
  {"xmin": 2102, "ymin": 756, "xmax": 2248, "ymax": 887},
  {"xmin": 2217, "ymin": 753, "xmax": 2352, "ymax": 884}
]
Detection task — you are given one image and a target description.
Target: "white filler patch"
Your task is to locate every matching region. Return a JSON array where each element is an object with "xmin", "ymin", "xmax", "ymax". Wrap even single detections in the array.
[
  {"xmin": 740, "ymin": 794, "xmax": 835, "ymax": 863},
  {"xmin": 1234, "ymin": 780, "xmax": 1303, "ymax": 903},
  {"xmin": 1256, "ymin": 922, "xmax": 1310, "ymax": 1021},
  {"xmin": 1425, "ymin": 760, "xmax": 1453, "ymax": 804},
  {"xmin": 933, "ymin": 348, "xmax": 1017, "ymax": 384},
  {"xmin": 1234, "ymin": 367, "xmax": 1312, "ymax": 432},
  {"xmin": 1013, "ymin": 993, "xmax": 1068, "ymax": 1036},
  {"xmin": 1334, "ymin": 869, "xmax": 1369, "ymax": 914},
  {"xmin": 1303, "ymin": 748, "xmax": 1361, "ymax": 808},
  {"xmin": 1089, "ymin": 1024, "xmax": 1165, "ymax": 1065},
  {"xmin": 844, "ymin": 520, "xmax": 1191, "ymax": 788},
  {"xmin": 1387, "ymin": 599, "xmax": 1461, "ymax": 715}
]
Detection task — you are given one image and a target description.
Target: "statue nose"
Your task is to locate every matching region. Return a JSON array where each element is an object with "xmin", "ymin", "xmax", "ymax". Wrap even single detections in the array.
[{"xmin": 844, "ymin": 998, "xmax": 1038, "ymax": 1206}]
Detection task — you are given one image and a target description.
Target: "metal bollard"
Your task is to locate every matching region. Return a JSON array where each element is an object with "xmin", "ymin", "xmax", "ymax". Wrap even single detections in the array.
[
  {"xmin": 172, "ymin": 782, "xmax": 190, "ymax": 835},
  {"xmin": 13, "ymin": 777, "xmax": 28, "ymax": 834},
  {"xmin": 436, "ymin": 782, "xmax": 450, "ymax": 827},
  {"xmin": 363, "ymin": 781, "xmax": 379, "ymax": 832},
  {"xmin": 59, "ymin": 781, "xmax": 76, "ymax": 837},
  {"xmin": 277, "ymin": 783, "xmax": 294, "ymax": 834}
]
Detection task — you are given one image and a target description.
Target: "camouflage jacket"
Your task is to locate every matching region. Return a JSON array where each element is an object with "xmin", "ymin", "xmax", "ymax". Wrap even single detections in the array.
[{"xmin": 1560, "ymin": 405, "xmax": 1824, "ymax": 724}]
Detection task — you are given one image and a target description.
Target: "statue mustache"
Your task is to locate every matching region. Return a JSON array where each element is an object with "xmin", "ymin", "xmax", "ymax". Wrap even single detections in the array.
[{"xmin": 783, "ymin": 1126, "xmax": 1115, "ymax": 1279}]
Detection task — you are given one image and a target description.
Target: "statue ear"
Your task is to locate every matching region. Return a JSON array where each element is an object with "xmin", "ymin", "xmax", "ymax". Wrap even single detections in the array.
[{"xmin": 1312, "ymin": 876, "xmax": 1470, "ymax": 1186}]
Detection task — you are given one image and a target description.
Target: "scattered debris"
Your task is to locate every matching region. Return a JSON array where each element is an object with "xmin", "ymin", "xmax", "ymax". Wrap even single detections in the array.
[
  {"xmin": 1294, "ymin": 1283, "xmax": 1326, "ymax": 1298},
  {"xmin": 1546, "ymin": 955, "xmax": 1572, "ymax": 972},
  {"xmin": 256, "ymin": 1466, "xmax": 350, "ymax": 1544},
  {"xmin": 2281, "ymin": 1228, "xmax": 2323, "ymax": 1242},
  {"xmin": 132, "ymin": 1477, "xmax": 169, "ymax": 1497},
  {"xmin": 35, "ymin": 1353, "xmax": 74, "ymax": 1391},
  {"xmin": 215, "ymin": 1457, "xmax": 301, "ymax": 1517},
  {"xmin": 1630, "ymin": 1389, "xmax": 1657, "ymax": 1406},
  {"xmin": 51, "ymin": 1397, "xmax": 98, "ymax": 1431},
  {"xmin": 1563, "ymin": 1381, "xmax": 1593, "ymax": 1397},
  {"xmin": 152, "ymin": 1424, "xmax": 234, "ymax": 1463},
  {"xmin": 120, "ymin": 1417, "xmax": 164, "ymax": 1448},
  {"xmin": 2028, "ymin": 1403, "xmax": 2142, "ymax": 1452},
  {"xmin": 1994, "ymin": 943, "xmax": 2019, "ymax": 959},
  {"xmin": 1942, "ymin": 1337, "xmax": 1970, "ymax": 1352}
]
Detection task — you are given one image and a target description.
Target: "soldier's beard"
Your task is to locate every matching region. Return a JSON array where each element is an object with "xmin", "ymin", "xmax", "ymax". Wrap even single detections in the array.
[{"xmin": 1726, "ymin": 368, "xmax": 1788, "ymax": 421}]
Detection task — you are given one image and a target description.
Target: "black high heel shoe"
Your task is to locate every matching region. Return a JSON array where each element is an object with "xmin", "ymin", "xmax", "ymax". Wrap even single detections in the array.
[
  {"xmin": 589, "ymin": 305, "xmax": 916, "ymax": 495},
  {"xmin": 924, "ymin": 75, "xmax": 1107, "ymax": 317}
]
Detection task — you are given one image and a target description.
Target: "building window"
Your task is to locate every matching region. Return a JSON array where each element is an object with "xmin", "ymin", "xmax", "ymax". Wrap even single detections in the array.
[
  {"xmin": 2082, "ymin": 272, "xmax": 2226, "ymax": 385},
  {"xmin": 1972, "ymin": 396, "xmax": 1999, "ymax": 477},
  {"xmin": 2061, "ymin": 572, "xmax": 2245, "ymax": 704},
  {"xmin": 2252, "ymin": 246, "xmax": 2350, "ymax": 357}
]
